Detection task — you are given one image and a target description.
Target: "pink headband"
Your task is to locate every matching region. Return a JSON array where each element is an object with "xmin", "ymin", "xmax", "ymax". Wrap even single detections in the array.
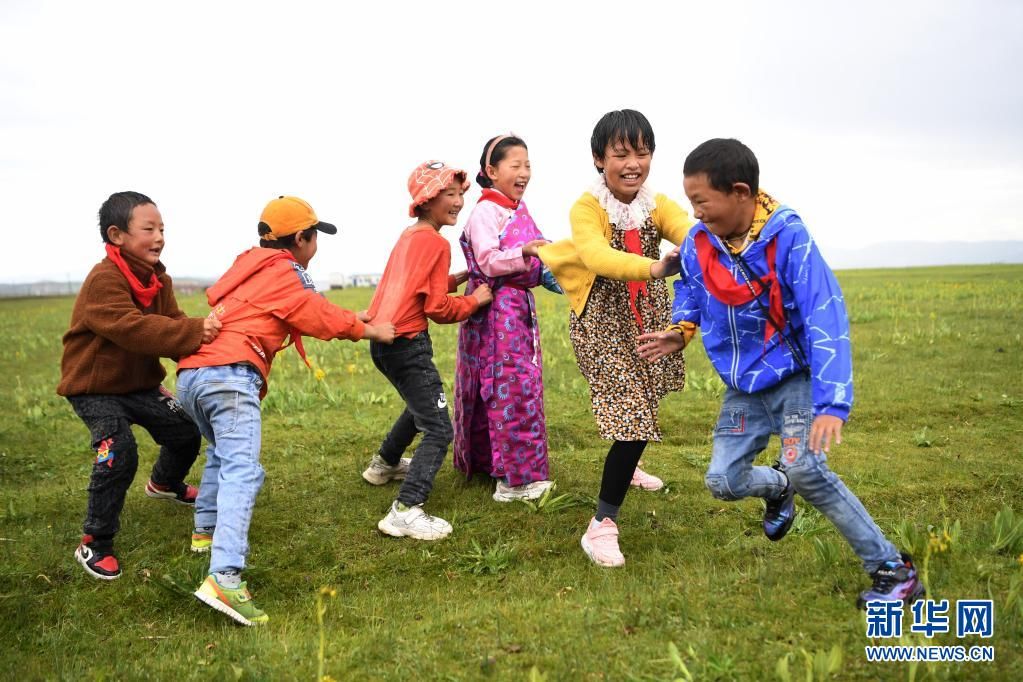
[{"xmin": 484, "ymin": 133, "xmax": 514, "ymax": 169}]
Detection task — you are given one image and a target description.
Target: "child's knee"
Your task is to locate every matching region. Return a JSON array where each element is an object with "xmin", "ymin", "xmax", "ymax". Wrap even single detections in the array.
[
  {"xmin": 783, "ymin": 457, "xmax": 830, "ymax": 492},
  {"xmin": 92, "ymin": 429, "xmax": 138, "ymax": 467},
  {"xmin": 704, "ymin": 473, "xmax": 740, "ymax": 501},
  {"xmin": 436, "ymin": 418, "xmax": 454, "ymax": 444}
]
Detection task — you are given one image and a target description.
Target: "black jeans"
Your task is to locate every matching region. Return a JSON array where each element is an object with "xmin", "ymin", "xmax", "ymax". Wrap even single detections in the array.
[
  {"xmin": 371, "ymin": 332, "xmax": 453, "ymax": 507},
  {"xmin": 67, "ymin": 388, "xmax": 201, "ymax": 539}
]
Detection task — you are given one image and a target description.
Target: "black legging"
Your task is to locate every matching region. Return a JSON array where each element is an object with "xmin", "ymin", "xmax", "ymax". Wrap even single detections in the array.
[{"xmin": 598, "ymin": 440, "xmax": 648, "ymax": 506}]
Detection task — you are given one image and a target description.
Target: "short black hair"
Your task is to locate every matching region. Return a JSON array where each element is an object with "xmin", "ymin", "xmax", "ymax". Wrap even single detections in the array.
[
  {"xmin": 476, "ymin": 135, "xmax": 527, "ymax": 188},
  {"xmin": 258, "ymin": 224, "xmax": 317, "ymax": 249},
  {"xmin": 683, "ymin": 138, "xmax": 760, "ymax": 195},
  {"xmin": 590, "ymin": 109, "xmax": 655, "ymax": 168},
  {"xmin": 98, "ymin": 191, "xmax": 155, "ymax": 244}
]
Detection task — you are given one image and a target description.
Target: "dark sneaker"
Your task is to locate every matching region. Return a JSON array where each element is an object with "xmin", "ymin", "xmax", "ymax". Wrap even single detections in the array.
[
  {"xmin": 763, "ymin": 476, "xmax": 796, "ymax": 542},
  {"xmin": 857, "ymin": 553, "xmax": 925, "ymax": 609},
  {"xmin": 74, "ymin": 535, "xmax": 121, "ymax": 580},
  {"xmin": 145, "ymin": 480, "xmax": 198, "ymax": 505}
]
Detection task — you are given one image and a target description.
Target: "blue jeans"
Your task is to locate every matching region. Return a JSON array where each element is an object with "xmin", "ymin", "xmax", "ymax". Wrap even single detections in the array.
[
  {"xmin": 175, "ymin": 364, "xmax": 264, "ymax": 574},
  {"xmin": 707, "ymin": 372, "xmax": 899, "ymax": 572}
]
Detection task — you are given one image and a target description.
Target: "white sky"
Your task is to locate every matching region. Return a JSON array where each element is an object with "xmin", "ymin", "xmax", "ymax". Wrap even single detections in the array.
[{"xmin": 2, "ymin": 0, "xmax": 1021, "ymax": 283}]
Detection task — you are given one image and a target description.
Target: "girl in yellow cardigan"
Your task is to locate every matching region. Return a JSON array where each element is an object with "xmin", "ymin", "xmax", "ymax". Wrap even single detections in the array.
[{"xmin": 539, "ymin": 109, "xmax": 691, "ymax": 567}]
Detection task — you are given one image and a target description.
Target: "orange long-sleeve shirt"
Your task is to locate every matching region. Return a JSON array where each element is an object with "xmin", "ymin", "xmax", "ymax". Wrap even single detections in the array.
[{"xmin": 366, "ymin": 224, "xmax": 479, "ymax": 337}]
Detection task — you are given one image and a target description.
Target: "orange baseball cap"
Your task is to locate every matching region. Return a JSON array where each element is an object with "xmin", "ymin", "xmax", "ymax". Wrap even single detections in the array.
[
  {"xmin": 407, "ymin": 161, "xmax": 469, "ymax": 217},
  {"xmin": 258, "ymin": 196, "xmax": 338, "ymax": 240}
]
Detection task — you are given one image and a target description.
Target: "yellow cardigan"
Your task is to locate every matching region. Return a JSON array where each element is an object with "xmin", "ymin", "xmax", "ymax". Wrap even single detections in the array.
[{"xmin": 538, "ymin": 191, "xmax": 693, "ymax": 315}]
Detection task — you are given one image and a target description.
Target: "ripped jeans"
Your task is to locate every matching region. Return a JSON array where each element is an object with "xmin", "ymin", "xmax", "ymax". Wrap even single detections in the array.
[{"xmin": 705, "ymin": 372, "xmax": 899, "ymax": 573}]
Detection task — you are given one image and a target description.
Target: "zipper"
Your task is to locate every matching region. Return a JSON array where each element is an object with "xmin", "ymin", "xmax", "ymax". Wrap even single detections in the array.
[{"xmin": 727, "ymin": 262, "xmax": 741, "ymax": 387}]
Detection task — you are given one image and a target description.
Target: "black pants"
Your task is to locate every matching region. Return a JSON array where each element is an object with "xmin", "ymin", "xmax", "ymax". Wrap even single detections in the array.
[
  {"xmin": 371, "ymin": 332, "xmax": 453, "ymax": 507},
  {"xmin": 68, "ymin": 388, "xmax": 201, "ymax": 539}
]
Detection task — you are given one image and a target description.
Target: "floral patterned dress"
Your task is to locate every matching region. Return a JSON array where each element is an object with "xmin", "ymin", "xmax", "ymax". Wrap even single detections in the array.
[{"xmin": 569, "ymin": 183, "xmax": 685, "ymax": 441}]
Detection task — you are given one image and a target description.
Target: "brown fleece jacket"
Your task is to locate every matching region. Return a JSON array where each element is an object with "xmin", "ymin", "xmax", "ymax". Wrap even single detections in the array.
[{"xmin": 57, "ymin": 255, "xmax": 205, "ymax": 396}]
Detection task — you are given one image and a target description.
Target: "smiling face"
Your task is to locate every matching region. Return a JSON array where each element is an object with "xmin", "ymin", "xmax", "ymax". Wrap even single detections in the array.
[
  {"xmin": 107, "ymin": 203, "xmax": 165, "ymax": 265},
  {"xmin": 420, "ymin": 179, "xmax": 466, "ymax": 228},
  {"xmin": 682, "ymin": 172, "xmax": 752, "ymax": 239},
  {"xmin": 595, "ymin": 136, "xmax": 652, "ymax": 203},
  {"xmin": 487, "ymin": 144, "xmax": 531, "ymax": 202}
]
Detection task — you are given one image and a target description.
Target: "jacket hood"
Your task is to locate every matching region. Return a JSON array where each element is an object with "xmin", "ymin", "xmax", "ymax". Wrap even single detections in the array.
[{"xmin": 206, "ymin": 248, "xmax": 296, "ymax": 305}]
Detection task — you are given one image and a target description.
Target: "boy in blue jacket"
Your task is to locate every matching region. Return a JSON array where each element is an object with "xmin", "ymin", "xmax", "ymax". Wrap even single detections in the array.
[{"xmin": 638, "ymin": 138, "xmax": 922, "ymax": 608}]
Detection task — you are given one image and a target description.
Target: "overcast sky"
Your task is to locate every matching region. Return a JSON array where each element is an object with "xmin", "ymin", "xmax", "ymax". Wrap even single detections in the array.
[{"xmin": 2, "ymin": 0, "xmax": 1021, "ymax": 284}]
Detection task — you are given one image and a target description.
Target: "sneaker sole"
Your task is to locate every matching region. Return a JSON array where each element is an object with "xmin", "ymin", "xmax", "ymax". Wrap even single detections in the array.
[
  {"xmin": 194, "ymin": 588, "xmax": 262, "ymax": 626},
  {"xmin": 74, "ymin": 548, "xmax": 120, "ymax": 581},
  {"xmin": 857, "ymin": 580, "xmax": 926, "ymax": 609},
  {"xmin": 377, "ymin": 517, "xmax": 450, "ymax": 541},
  {"xmin": 579, "ymin": 535, "xmax": 625, "ymax": 568},
  {"xmin": 492, "ymin": 484, "xmax": 552, "ymax": 503},
  {"xmin": 361, "ymin": 470, "xmax": 407, "ymax": 486},
  {"xmin": 190, "ymin": 545, "xmax": 211, "ymax": 554},
  {"xmin": 630, "ymin": 480, "xmax": 664, "ymax": 491},
  {"xmin": 145, "ymin": 488, "xmax": 195, "ymax": 506}
]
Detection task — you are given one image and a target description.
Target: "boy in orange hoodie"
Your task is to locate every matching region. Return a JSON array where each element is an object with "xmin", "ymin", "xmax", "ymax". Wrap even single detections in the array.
[
  {"xmin": 177, "ymin": 196, "xmax": 394, "ymax": 626},
  {"xmin": 361, "ymin": 161, "xmax": 492, "ymax": 541}
]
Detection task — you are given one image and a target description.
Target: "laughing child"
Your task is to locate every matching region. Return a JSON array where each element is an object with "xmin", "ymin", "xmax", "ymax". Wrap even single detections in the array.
[
  {"xmin": 361, "ymin": 161, "xmax": 492, "ymax": 540},
  {"xmin": 638, "ymin": 138, "xmax": 923, "ymax": 608},
  {"xmin": 452, "ymin": 134, "xmax": 556, "ymax": 502},
  {"xmin": 60, "ymin": 191, "xmax": 221, "ymax": 580}
]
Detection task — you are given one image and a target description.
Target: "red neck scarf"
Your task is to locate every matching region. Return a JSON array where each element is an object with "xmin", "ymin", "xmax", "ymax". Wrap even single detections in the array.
[
  {"xmin": 694, "ymin": 231, "xmax": 784, "ymax": 343},
  {"xmin": 105, "ymin": 244, "xmax": 163, "ymax": 308},
  {"xmin": 622, "ymin": 230, "xmax": 654, "ymax": 332},
  {"xmin": 479, "ymin": 188, "xmax": 518, "ymax": 210}
]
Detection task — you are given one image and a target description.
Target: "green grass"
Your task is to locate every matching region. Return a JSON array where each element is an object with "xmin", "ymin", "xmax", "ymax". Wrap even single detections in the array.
[{"xmin": 1, "ymin": 264, "xmax": 1022, "ymax": 680}]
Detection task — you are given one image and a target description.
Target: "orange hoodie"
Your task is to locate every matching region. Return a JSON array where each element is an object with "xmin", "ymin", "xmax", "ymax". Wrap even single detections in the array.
[
  {"xmin": 178, "ymin": 248, "xmax": 364, "ymax": 396},
  {"xmin": 366, "ymin": 225, "xmax": 479, "ymax": 337}
]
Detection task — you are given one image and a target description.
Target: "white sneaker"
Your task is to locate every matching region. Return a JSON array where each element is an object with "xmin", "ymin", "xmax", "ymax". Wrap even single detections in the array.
[
  {"xmin": 362, "ymin": 455, "xmax": 411, "ymax": 485},
  {"xmin": 493, "ymin": 479, "xmax": 554, "ymax": 502},
  {"xmin": 377, "ymin": 502, "xmax": 452, "ymax": 540}
]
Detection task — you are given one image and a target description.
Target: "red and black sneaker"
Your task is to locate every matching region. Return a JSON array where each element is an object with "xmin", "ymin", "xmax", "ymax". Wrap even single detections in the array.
[
  {"xmin": 74, "ymin": 535, "xmax": 121, "ymax": 580},
  {"xmin": 145, "ymin": 480, "xmax": 198, "ymax": 505}
]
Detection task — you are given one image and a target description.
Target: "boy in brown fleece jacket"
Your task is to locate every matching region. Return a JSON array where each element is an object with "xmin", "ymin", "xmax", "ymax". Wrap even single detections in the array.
[{"xmin": 58, "ymin": 191, "xmax": 221, "ymax": 580}]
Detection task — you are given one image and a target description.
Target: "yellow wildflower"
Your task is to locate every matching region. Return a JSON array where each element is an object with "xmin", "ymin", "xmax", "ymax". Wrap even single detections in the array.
[{"xmin": 314, "ymin": 368, "xmax": 326, "ymax": 382}]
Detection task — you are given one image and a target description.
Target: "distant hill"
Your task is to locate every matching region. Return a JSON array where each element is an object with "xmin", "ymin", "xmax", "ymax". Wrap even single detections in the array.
[
  {"xmin": 0, "ymin": 277, "xmax": 213, "ymax": 299},
  {"xmin": 2, "ymin": 243, "xmax": 1021, "ymax": 297},
  {"xmin": 824, "ymin": 241, "xmax": 1023, "ymax": 270}
]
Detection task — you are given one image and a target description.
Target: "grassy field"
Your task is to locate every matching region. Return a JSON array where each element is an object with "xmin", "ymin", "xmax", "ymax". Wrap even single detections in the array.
[{"xmin": 1, "ymin": 264, "xmax": 1022, "ymax": 681}]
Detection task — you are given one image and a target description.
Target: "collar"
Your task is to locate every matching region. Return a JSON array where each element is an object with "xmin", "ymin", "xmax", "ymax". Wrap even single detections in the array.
[{"xmin": 588, "ymin": 176, "xmax": 655, "ymax": 231}]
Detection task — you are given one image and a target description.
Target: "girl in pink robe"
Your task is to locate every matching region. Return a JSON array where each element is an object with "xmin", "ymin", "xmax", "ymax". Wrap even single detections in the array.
[{"xmin": 453, "ymin": 135, "xmax": 559, "ymax": 502}]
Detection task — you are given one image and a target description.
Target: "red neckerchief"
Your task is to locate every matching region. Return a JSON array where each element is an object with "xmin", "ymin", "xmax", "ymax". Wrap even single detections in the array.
[
  {"xmin": 478, "ymin": 188, "xmax": 518, "ymax": 210},
  {"xmin": 622, "ymin": 230, "xmax": 654, "ymax": 332},
  {"xmin": 105, "ymin": 243, "xmax": 163, "ymax": 308},
  {"xmin": 694, "ymin": 230, "xmax": 784, "ymax": 343}
]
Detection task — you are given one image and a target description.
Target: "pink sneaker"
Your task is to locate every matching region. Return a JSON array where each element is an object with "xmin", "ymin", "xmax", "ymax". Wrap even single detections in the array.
[
  {"xmin": 580, "ymin": 517, "xmax": 625, "ymax": 567},
  {"xmin": 630, "ymin": 466, "xmax": 664, "ymax": 491}
]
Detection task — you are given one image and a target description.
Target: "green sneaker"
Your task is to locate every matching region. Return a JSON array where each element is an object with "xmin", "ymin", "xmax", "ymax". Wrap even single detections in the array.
[
  {"xmin": 190, "ymin": 530, "xmax": 213, "ymax": 554},
  {"xmin": 194, "ymin": 574, "xmax": 269, "ymax": 626}
]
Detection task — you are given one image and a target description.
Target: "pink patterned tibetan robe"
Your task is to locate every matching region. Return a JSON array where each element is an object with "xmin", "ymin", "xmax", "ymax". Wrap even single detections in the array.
[{"xmin": 453, "ymin": 191, "xmax": 549, "ymax": 485}]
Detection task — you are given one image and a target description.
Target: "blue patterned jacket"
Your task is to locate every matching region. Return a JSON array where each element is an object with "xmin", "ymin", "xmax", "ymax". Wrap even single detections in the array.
[{"xmin": 671, "ymin": 207, "xmax": 853, "ymax": 420}]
